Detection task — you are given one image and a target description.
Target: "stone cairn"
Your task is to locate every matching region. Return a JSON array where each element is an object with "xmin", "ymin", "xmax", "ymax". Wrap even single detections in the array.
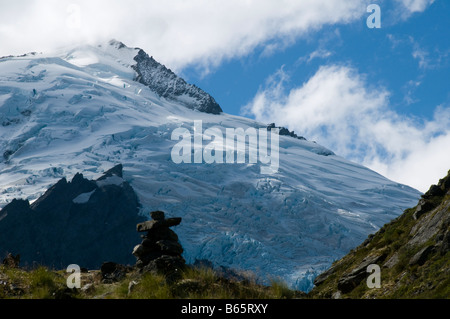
[{"xmin": 132, "ymin": 211, "xmax": 185, "ymax": 279}]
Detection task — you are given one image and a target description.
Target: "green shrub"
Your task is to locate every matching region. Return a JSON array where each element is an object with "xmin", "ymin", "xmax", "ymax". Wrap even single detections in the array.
[
  {"xmin": 128, "ymin": 273, "xmax": 172, "ymax": 299},
  {"xmin": 269, "ymin": 279, "xmax": 294, "ymax": 299},
  {"xmin": 29, "ymin": 266, "xmax": 62, "ymax": 299}
]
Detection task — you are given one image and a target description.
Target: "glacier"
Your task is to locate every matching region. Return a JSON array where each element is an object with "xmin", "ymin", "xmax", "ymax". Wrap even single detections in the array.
[{"xmin": 0, "ymin": 40, "xmax": 421, "ymax": 292}]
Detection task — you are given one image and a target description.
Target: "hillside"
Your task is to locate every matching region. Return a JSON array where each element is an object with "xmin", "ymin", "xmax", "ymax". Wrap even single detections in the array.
[{"xmin": 309, "ymin": 170, "xmax": 450, "ymax": 299}]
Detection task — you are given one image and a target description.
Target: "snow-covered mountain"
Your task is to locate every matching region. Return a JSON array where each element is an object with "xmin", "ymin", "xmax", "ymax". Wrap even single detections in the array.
[{"xmin": 0, "ymin": 40, "xmax": 421, "ymax": 291}]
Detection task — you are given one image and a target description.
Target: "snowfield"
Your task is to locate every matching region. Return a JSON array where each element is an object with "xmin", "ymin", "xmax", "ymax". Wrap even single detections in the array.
[{"xmin": 0, "ymin": 41, "xmax": 421, "ymax": 291}]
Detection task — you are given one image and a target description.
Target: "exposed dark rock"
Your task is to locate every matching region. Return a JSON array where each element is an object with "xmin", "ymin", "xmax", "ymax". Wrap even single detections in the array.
[
  {"xmin": 337, "ymin": 253, "xmax": 387, "ymax": 293},
  {"xmin": 267, "ymin": 123, "xmax": 306, "ymax": 140},
  {"xmin": 0, "ymin": 199, "xmax": 31, "ymax": 215},
  {"xmin": 409, "ymin": 245, "xmax": 435, "ymax": 266},
  {"xmin": 132, "ymin": 49, "xmax": 222, "ymax": 114},
  {"xmin": 413, "ymin": 198, "xmax": 436, "ymax": 220},
  {"xmin": 361, "ymin": 234, "xmax": 375, "ymax": 247},
  {"xmin": 156, "ymin": 240, "xmax": 183, "ymax": 255},
  {"xmin": 422, "ymin": 184, "xmax": 445, "ymax": 198},
  {"xmin": 97, "ymin": 163, "xmax": 123, "ymax": 180},
  {"xmin": 421, "ymin": 170, "xmax": 450, "ymax": 199},
  {"xmin": 0, "ymin": 164, "xmax": 145, "ymax": 269},
  {"xmin": 136, "ymin": 217, "xmax": 182, "ymax": 232},
  {"xmin": 383, "ymin": 252, "xmax": 400, "ymax": 269},
  {"xmin": 100, "ymin": 262, "xmax": 131, "ymax": 283},
  {"xmin": 313, "ymin": 266, "xmax": 336, "ymax": 287}
]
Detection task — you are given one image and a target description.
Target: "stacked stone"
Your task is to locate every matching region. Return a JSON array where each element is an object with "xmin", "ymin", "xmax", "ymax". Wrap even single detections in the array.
[{"xmin": 132, "ymin": 211, "xmax": 185, "ymax": 277}]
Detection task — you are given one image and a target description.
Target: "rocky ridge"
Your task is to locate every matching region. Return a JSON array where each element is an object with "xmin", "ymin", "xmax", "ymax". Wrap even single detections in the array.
[
  {"xmin": 310, "ymin": 170, "xmax": 450, "ymax": 298},
  {"xmin": 0, "ymin": 164, "xmax": 145, "ymax": 269},
  {"xmin": 131, "ymin": 44, "xmax": 222, "ymax": 115}
]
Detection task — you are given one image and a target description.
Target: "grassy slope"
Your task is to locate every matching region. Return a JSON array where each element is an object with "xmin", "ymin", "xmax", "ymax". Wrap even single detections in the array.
[
  {"xmin": 308, "ymin": 171, "xmax": 450, "ymax": 299},
  {"xmin": 0, "ymin": 264, "xmax": 306, "ymax": 299}
]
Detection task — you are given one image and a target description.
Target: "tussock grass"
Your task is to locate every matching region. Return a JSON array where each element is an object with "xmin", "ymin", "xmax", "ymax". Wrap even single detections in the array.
[{"xmin": 0, "ymin": 264, "xmax": 305, "ymax": 299}]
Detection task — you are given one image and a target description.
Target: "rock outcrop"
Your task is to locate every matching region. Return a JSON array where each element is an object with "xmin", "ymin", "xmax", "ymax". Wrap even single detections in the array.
[
  {"xmin": 310, "ymin": 170, "xmax": 450, "ymax": 298},
  {"xmin": 267, "ymin": 123, "xmax": 306, "ymax": 140},
  {"xmin": 132, "ymin": 211, "xmax": 185, "ymax": 279},
  {"xmin": 0, "ymin": 164, "xmax": 145, "ymax": 269},
  {"xmin": 132, "ymin": 48, "xmax": 222, "ymax": 115},
  {"xmin": 336, "ymin": 253, "xmax": 387, "ymax": 293}
]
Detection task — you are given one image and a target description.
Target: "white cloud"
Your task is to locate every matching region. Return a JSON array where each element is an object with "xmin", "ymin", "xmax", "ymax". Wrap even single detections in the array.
[
  {"xmin": 396, "ymin": 0, "xmax": 435, "ymax": 13},
  {"xmin": 394, "ymin": 0, "xmax": 435, "ymax": 19},
  {"xmin": 412, "ymin": 44, "xmax": 430, "ymax": 69},
  {"xmin": 0, "ymin": 0, "xmax": 368, "ymax": 71},
  {"xmin": 298, "ymin": 49, "xmax": 334, "ymax": 64},
  {"xmin": 243, "ymin": 65, "xmax": 450, "ymax": 192},
  {"xmin": 402, "ymin": 79, "xmax": 421, "ymax": 105}
]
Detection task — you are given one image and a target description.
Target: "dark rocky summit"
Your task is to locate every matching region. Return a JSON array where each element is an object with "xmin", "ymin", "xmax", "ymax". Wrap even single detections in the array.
[
  {"xmin": 0, "ymin": 164, "xmax": 145, "ymax": 269},
  {"xmin": 132, "ymin": 210, "xmax": 185, "ymax": 279}
]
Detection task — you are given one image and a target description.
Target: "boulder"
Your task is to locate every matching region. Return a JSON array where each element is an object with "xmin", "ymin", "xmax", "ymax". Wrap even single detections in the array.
[
  {"xmin": 337, "ymin": 253, "xmax": 387, "ymax": 293},
  {"xmin": 409, "ymin": 245, "xmax": 434, "ymax": 266},
  {"xmin": 156, "ymin": 240, "xmax": 183, "ymax": 255},
  {"xmin": 136, "ymin": 218, "xmax": 182, "ymax": 232},
  {"xmin": 313, "ymin": 266, "xmax": 336, "ymax": 287},
  {"xmin": 413, "ymin": 199, "xmax": 437, "ymax": 220},
  {"xmin": 100, "ymin": 261, "xmax": 130, "ymax": 283}
]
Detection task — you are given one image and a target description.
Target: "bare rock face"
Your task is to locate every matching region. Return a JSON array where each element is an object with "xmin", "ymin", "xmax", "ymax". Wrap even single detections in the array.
[
  {"xmin": 336, "ymin": 253, "xmax": 387, "ymax": 293},
  {"xmin": 133, "ymin": 211, "xmax": 185, "ymax": 280},
  {"xmin": 0, "ymin": 164, "xmax": 145, "ymax": 269},
  {"xmin": 132, "ymin": 49, "xmax": 222, "ymax": 115}
]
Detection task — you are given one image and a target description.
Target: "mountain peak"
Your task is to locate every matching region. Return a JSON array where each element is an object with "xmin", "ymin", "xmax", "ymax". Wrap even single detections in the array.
[
  {"xmin": 132, "ymin": 48, "xmax": 222, "ymax": 114},
  {"xmin": 75, "ymin": 39, "xmax": 223, "ymax": 115},
  {"xmin": 108, "ymin": 39, "xmax": 129, "ymax": 50}
]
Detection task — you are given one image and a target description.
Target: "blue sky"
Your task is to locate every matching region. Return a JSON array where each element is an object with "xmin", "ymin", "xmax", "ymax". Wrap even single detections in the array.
[
  {"xmin": 189, "ymin": 1, "xmax": 449, "ymax": 121},
  {"xmin": 0, "ymin": 0, "xmax": 448, "ymax": 192}
]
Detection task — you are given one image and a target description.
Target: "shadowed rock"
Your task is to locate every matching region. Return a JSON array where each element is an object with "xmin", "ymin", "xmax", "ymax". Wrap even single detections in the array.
[{"xmin": 133, "ymin": 211, "xmax": 185, "ymax": 280}]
